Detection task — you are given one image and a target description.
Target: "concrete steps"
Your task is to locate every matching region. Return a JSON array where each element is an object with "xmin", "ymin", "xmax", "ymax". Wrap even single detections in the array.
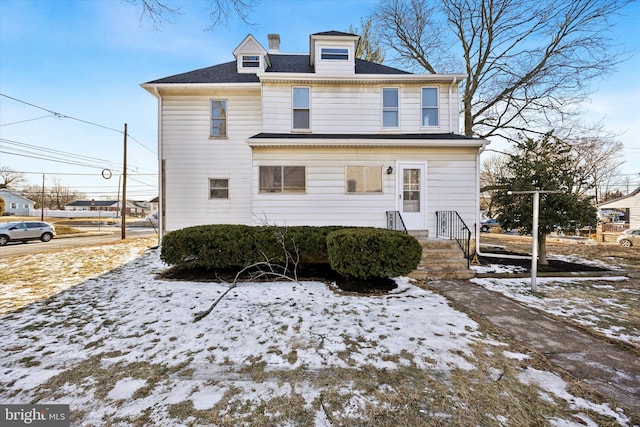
[{"xmin": 407, "ymin": 232, "xmax": 475, "ymax": 280}]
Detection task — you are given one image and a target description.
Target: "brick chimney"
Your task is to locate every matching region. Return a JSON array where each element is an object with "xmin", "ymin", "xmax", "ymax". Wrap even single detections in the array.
[{"xmin": 268, "ymin": 34, "xmax": 280, "ymax": 53}]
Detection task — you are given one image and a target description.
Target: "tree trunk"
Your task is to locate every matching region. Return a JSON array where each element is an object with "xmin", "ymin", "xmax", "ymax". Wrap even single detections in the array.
[{"xmin": 538, "ymin": 232, "xmax": 549, "ymax": 266}]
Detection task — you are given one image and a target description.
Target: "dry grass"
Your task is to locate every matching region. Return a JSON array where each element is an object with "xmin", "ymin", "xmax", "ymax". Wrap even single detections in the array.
[
  {"xmin": 0, "ymin": 236, "xmax": 157, "ymax": 314},
  {"xmin": 1, "ymin": 234, "xmax": 637, "ymax": 425}
]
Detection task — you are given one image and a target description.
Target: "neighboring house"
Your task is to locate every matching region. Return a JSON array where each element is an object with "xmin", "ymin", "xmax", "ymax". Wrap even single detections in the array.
[
  {"xmin": 142, "ymin": 31, "xmax": 488, "ymax": 239},
  {"xmin": 149, "ymin": 196, "xmax": 159, "ymax": 219},
  {"xmin": 598, "ymin": 187, "xmax": 640, "ymax": 229},
  {"xmin": 65, "ymin": 200, "xmax": 150, "ymax": 217},
  {"xmin": 0, "ymin": 189, "xmax": 35, "ymax": 216}
]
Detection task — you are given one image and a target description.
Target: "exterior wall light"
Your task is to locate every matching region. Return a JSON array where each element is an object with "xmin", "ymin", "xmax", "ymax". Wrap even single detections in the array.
[{"xmin": 386, "ymin": 166, "xmax": 394, "ymax": 175}]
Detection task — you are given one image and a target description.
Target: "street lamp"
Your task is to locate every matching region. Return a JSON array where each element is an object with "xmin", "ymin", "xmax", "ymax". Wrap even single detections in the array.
[{"xmin": 507, "ymin": 190, "xmax": 563, "ymax": 292}]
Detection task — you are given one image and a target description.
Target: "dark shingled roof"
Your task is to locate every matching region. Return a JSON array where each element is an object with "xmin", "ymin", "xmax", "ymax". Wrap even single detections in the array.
[
  {"xmin": 249, "ymin": 133, "xmax": 481, "ymax": 140},
  {"xmin": 145, "ymin": 54, "xmax": 410, "ymax": 84},
  {"xmin": 66, "ymin": 200, "xmax": 117, "ymax": 207},
  {"xmin": 312, "ymin": 30, "xmax": 359, "ymax": 37}
]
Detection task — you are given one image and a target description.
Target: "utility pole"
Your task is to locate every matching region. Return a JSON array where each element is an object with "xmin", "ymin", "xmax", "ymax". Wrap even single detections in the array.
[
  {"xmin": 40, "ymin": 174, "xmax": 45, "ymax": 221},
  {"xmin": 121, "ymin": 123, "xmax": 127, "ymax": 239}
]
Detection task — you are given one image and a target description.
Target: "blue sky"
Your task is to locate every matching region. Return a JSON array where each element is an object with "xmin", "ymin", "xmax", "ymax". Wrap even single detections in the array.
[{"xmin": 1, "ymin": 0, "xmax": 638, "ymax": 200}]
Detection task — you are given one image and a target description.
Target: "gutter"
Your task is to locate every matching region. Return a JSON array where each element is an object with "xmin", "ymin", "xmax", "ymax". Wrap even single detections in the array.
[
  {"xmin": 153, "ymin": 86, "xmax": 164, "ymax": 242},
  {"xmin": 448, "ymin": 78, "xmax": 457, "ymax": 133}
]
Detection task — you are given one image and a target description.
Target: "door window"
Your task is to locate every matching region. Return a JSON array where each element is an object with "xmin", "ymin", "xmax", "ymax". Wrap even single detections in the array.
[{"xmin": 403, "ymin": 168, "xmax": 421, "ymax": 212}]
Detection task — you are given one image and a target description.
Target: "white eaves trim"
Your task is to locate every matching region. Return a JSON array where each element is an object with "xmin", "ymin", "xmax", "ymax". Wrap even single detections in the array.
[
  {"xmin": 140, "ymin": 82, "xmax": 261, "ymax": 97},
  {"xmin": 246, "ymin": 137, "xmax": 489, "ymax": 149},
  {"xmin": 257, "ymin": 73, "xmax": 467, "ymax": 85}
]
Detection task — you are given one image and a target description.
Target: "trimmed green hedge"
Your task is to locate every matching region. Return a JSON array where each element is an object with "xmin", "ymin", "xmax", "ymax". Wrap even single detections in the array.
[
  {"xmin": 160, "ymin": 224, "xmax": 344, "ymax": 270},
  {"xmin": 161, "ymin": 224, "xmax": 422, "ymax": 280},
  {"xmin": 326, "ymin": 228, "xmax": 422, "ymax": 280}
]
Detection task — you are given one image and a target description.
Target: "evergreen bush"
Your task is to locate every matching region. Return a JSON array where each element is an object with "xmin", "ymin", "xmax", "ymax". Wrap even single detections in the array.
[{"xmin": 326, "ymin": 228, "xmax": 422, "ymax": 279}]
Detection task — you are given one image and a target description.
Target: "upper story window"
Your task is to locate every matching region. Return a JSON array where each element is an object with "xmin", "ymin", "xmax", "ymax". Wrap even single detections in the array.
[
  {"xmin": 241, "ymin": 55, "xmax": 260, "ymax": 68},
  {"xmin": 210, "ymin": 100, "xmax": 227, "ymax": 137},
  {"xmin": 292, "ymin": 87, "xmax": 310, "ymax": 130},
  {"xmin": 421, "ymin": 87, "xmax": 439, "ymax": 127},
  {"xmin": 382, "ymin": 88, "xmax": 399, "ymax": 128},
  {"xmin": 346, "ymin": 166, "xmax": 383, "ymax": 193},
  {"xmin": 321, "ymin": 48, "xmax": 349, "ymax": 60},
  {"xmin": 259, "ymin": 166, "xmax": 306, "ymax": 193}
]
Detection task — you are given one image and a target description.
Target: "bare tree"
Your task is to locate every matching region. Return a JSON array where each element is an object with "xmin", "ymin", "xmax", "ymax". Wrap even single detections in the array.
[
  {"xmin": 0, "ymin": 167, "xmax": 26, "ymax": 190},
  {"xmin": 124, "ymin": 0, "xmax": 258, "ymax": 29},
  {"xmin": 348, "ymin": 18, "xmax": 385, "ymax": 63},
  {"xmin": 47, "ymin": 177, "xmax": 84, "ymax": 210},
  {"xmin": 567, "ymin": 136, "xmax": 625, "ymax": 204},
  {"xmin": 21, "ymin": 179, "xmax": 84, "ymax": 210},
  {"xmin": 480, "ymin": 153, "xmax": 508, "ymax": 216},
  {"xmin": 370, "ymin": 0, "xmax": 632, "ymax": 138}
]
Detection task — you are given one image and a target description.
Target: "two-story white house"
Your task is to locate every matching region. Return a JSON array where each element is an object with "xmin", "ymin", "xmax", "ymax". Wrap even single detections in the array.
[{"xmin": 142, "ymin": 31, "xmax": 488, "ymax": 242}]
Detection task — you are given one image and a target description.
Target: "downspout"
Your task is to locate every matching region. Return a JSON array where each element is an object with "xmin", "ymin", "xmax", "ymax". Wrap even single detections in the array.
[
  {"xmin": 153, "ymin": 86, "xmax": 163, "ymax": 243},
  {"xmin": 475, "ymin": 142, "xmax": 530, "ymax": 260},
  {"xmin": 448, "ymin": 78, "xmax": 457, "ymax": 133}
]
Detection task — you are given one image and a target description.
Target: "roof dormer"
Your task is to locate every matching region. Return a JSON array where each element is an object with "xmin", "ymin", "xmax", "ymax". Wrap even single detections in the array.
[
  {"xmin": 309, "ymin": 31, "xmax": 360, "ymax": 75},
  {"xmin": 233, "ymin": 34, "xmax": 270, "ymax": 74}
]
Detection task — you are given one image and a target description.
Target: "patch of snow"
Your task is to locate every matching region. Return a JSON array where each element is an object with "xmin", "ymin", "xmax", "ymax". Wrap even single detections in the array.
[
  {"xmin": 107, "ymin": 377, "xmax": 147, "ymax": 400},
  {"xmin": 519, "ymin": 368, "xmax": 631, "ymax": 426}
]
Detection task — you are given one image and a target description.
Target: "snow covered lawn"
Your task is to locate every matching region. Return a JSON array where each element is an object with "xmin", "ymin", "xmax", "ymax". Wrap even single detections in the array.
[{"xmin": 0, "ymin": 241, "xmax": 634, "ymax": 425}]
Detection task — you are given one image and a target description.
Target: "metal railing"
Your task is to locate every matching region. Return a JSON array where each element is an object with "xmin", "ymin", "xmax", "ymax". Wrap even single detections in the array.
[
  {"xmin": 435, "ymin": 210, "xmax": 472, "ymax": 266},
  {"xmin": 386, "ymin": 211, "xmax": 408, "ymax": 233}
]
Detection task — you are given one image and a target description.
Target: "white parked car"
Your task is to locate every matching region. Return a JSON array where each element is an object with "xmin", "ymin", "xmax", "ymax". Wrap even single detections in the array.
[
  {"xmin": 0, "ymin": 221, "xmax": 56, "ymax": 246},
  {"xmin": 616, "ymin": 229, "xmax": 640, "ymax": 247}
]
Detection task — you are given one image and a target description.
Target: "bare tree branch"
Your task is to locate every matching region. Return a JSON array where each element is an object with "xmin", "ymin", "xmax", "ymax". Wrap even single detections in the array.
[
  {"xmin": 370, "ymin": 0, "xmax": 632, "ymax": 138},
  {"xmin": 124, "ymin": 0, "xmax": 258, "ymax": 30}
]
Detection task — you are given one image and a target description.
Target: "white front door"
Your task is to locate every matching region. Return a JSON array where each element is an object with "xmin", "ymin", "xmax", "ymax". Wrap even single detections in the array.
[{"xmin": 398, "ymin": 163, "xmax": 426, "ymax": 230}]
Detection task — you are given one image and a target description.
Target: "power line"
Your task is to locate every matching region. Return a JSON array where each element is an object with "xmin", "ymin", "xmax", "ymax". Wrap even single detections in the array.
[
  {"xmin": 0, "ymin": 93, "xmax": 156, "ymax": 154},
  {"xmin": 1, "ymin": 138, "xmax": 117, "ymax": 167},
  {"xmin": 0, "ymin": 115, "xmax": 57, "ymax": 127},
  {"xmin": 1, "ymin": 138, "xmax": 155, "ymax": 173}
]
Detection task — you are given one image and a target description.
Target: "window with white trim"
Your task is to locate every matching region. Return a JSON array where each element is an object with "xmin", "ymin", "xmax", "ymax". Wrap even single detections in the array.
[
  {"xmin": 292, "ymin": 87, "xmax": 310, "ymax": 130},
  {"xmin": 210, "ymin": 100, "xmax": 227, "ymax": 137},
  {"xmin": 259, "ymin": 166, "xmax": 306, "ymax": 193},
  {"xmin": 421, "ymin": 87, "xmax": 439, "ymax": 127},
  {"xmin": 321, "ymin": 48, "xmax": 349, "ymax": 60},
  {"xmin": 382, "ymin": 88, "xmax": 399, "ymax": 128},
  {"xmin": 241, "ymin": 55, "xmax": 260, "ymax": 68},
  {"xmin": 209, "ymin": 178, "xmax": 229, "ymax": 199},
  {"xmin": 346, "ymin": 166, "xmax": 383, "ymax": 193}
]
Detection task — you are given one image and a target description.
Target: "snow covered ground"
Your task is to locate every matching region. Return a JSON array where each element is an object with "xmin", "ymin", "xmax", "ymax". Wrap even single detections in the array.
[{"xmin": 0, "ymin": 243, "xmax": 635, "ymax": 426}]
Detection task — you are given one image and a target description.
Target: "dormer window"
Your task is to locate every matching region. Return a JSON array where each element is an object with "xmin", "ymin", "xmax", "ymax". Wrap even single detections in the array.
[
  {"xmin": 321, "ymin": 48, "xmax": 349, "ymax": 60},
  {"xmin": 242, "ymin": 55, "xmax": 260, "ymax": 68}
]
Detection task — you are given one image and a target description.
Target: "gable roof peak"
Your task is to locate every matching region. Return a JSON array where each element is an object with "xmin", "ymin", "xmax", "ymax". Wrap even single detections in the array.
[{"xmin": 232, "ymin": 34, "xmax": 267, "ymax": 58}]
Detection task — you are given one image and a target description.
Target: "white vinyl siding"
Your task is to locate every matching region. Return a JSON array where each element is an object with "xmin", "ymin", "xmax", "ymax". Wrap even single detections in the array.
[
  {"xmin": 262, "ymin": 83, "xmax": 456, "ymax": 134},
  {"xmin": 160, "ymin": 91, "xmax": 260, "ymax": 231},
  {"xmin": 314, "ymin": 43, "xmax": 355, "ymax": 75},
  {"xmin": 252, "ymin": 147, "xmax": 477, "ymax": 235}
]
